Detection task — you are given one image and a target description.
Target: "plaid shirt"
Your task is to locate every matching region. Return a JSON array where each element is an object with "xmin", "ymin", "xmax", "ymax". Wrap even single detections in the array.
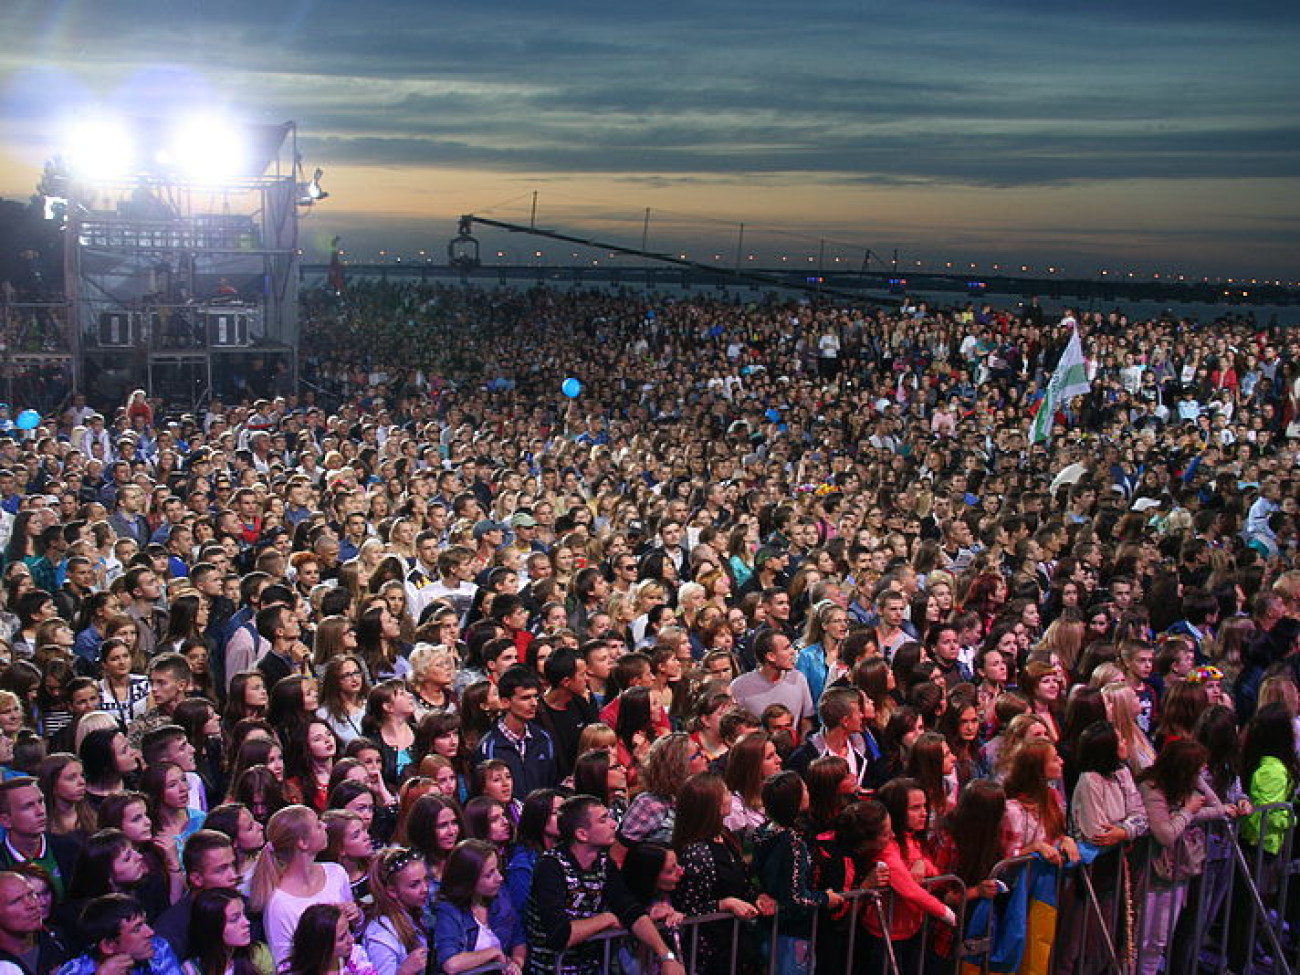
[{"xmin": 615, "ymin": 790, "xmax": 675, "ymax": 846}]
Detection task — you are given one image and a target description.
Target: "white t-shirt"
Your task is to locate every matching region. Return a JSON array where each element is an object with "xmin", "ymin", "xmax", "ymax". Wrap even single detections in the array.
[{"xmin": 264, "ymin": 861, "xmax": 355, "ymax": 965}]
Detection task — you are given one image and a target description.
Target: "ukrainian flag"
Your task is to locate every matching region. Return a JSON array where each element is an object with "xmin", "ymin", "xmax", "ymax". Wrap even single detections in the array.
[{"xmin": 961, "ymin": 856, "xmax": 1060, "ymax": 975}]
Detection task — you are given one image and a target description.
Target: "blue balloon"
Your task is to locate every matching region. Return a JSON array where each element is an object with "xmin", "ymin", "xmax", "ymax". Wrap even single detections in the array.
[
  {"xmin": 561, "ymin": 378, "xmax": 582, "ymax": 399},
  {"xmin": 15, "ymin": 410, "xmax": 40, "ymax": 431},
  {"xmin": 764, "ymin": 408, "xmax": 781, "ymax": 423}
]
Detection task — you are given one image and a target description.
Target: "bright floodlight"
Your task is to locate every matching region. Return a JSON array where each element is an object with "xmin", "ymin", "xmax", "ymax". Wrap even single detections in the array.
[
  {"xmin": 64, "ymin": 117, "xmax": 136, "ymax": 180},
  {"xmin": 165, "ymin": 115, "xmax": 249, "ymax": 183}
]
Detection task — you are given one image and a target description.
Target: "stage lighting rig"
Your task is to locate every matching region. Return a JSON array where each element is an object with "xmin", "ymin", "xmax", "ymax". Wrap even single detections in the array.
[{"xmin": 297, "ymin": 167, "xmax": 328, "ymax": 206}]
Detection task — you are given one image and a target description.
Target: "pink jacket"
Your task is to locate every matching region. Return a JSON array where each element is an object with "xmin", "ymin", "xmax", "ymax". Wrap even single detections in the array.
[{"xmin": 863, "ymin": 835, "xmax": 949, "ymax": 940}]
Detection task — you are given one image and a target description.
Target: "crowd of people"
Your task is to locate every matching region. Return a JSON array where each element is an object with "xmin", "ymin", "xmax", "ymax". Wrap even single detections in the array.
[{"xmin": 0, "ymin": 278, "xmax": 1295, "ymax": 975}]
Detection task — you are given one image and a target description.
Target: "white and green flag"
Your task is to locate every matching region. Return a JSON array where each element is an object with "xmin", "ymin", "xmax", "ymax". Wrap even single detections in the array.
[{"xmin": 1030, "ymin": 330, "xmax": 1090, "ymax": 444}]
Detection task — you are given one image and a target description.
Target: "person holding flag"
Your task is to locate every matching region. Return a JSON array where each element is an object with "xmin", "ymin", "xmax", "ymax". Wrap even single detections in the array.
[{"xmin": 1030, "ymin": 328, "xmax": 1091, "ymax": 444}]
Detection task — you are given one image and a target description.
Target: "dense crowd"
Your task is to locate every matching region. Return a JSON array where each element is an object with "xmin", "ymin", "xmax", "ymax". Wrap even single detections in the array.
[{"xmin": 0, "ymin": 280, "xmax": 1296, "ymax": 975}]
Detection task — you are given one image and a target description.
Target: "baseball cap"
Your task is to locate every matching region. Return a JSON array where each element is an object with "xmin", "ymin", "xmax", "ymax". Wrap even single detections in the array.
[{"xmin": 473, "ymin": 519, "xmax": 507, "ymax": 539}]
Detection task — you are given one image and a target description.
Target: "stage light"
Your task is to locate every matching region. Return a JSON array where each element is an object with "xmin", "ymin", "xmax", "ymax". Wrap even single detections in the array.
[
  {"xmin": 297, "ymin": 168, "xmax": 328, "ymax": 206},
  {"xmin": 64, "ymin": 117, "xmax": 136, "ymax": 179},
  {"xmin": 165, "ymin": 115, "xmax": 249, "ymax": 182}
]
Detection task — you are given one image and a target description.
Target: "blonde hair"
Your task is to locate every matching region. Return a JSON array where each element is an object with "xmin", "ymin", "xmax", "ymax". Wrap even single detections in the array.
[
  {"xmin": 248, "ymin": 804, "xmax": 319, "ymax": 913},
  {"xmin": 408, "ymin": 643, "xmax": 456, "ymax": 684},
  {"xmin": 575, "ymin": 723, "xmax": 616, "ymax": 756},
  {"xmin": 637, "ymin": 732, "xmax": 692, "ymax": 797},
  {"xmin": 1089, "ymin": 662, "xmax": 1127, "ymax": 688},
  {"xmin": 1258, "ymin": 674, "xmax": 1300, "ymax": 717},
  {"xmin": 1101, "ymin": 683, "xmax": 1156, "ymax": 771},
  {"xmin": 74, "ymin": 711, "xmax": 120, "ymax": 754},
  {"xmin": 1038, "ymin": 617, "xmax": 1086, "ymax": 674}
]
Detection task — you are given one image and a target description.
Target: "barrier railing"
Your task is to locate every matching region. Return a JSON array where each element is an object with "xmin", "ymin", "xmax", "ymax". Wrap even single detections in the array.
[
  {"xmin": 920, "ymin": 874, "xmax": 970, "ymax": 975},
  {"xmin": 550, "ymin": 909, "xmax": 739, "ymax": 975},
  {"xmin": 526, "ymin": 803, "xmax": 1299, "ymax": 975}
]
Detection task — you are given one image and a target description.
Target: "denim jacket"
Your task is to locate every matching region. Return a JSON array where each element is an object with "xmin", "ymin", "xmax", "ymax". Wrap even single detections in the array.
[
  {"xmin": 57, "ymin": 938, "xmax": 183, "ymax": 975},
  {"xmin": 432, "ymin": 896, "xmax": 525, "ymax": 970}
]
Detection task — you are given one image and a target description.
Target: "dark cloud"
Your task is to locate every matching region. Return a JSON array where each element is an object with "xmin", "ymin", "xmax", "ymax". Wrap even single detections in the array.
[{"xmin": 2, "ymin": 0, "xmax": 1297, "ymax": 273}]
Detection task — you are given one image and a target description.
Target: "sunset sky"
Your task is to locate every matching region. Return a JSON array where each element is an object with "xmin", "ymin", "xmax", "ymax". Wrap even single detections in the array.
[{"xmin": 2, "ymin": 0, "xmax": 1297, "ymax": 278}]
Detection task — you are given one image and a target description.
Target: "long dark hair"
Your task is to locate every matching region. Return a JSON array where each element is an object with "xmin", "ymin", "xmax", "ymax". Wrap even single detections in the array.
[
  {"xmin": 905, "ymin": 732, "xmax": 949, "ymax": 815},
  {"xmin": 805, "ymin": 755, "xmax": 851, "ymax": 827},
  {"xmin": 404, "ymin": 794, "xmax": 462, "ymax": 866},
  {"xmin": 79, "ymin": 728, "xmax": 128, "ymax": 791},
  {"xmin": 190, "ymin": 888, "xmax": 263, "ymax": 975},
  {"xmin": 1241, "ymin": 703, "xmax": 1300, "ymax": 792},
  {"xmin": 266, "ymin": 676, "xmax": 314, "ymax": 748},
  {"xmin": 438, "ymin": 838, "xmax": 498, "ymax": 910},
  {"xmin": 876, "ymin": 776, "xmax": 923, "ymax": 841},
  {"xmin": 66, "ymin": 828, "xmax": 134, "ymax": 899},
  {"xmin": 944, "ymin": 779, "xmax": 1008, "ymax": 885},
  {"xmin": 161, "ymin": 593, "xmax": 205, "ymax": 644},
  {"xmin": 1194, "ymin": 705, "xmax": 1240, "ymax": 797},
  {"xmin": 462, "ymin": 797, "xmax": 509, "ymax": 848},
  {"xmin": 621, "ymin": 842, "xmax": 672, "ymax": 906},
  {"xmin": 1139, "ymin": 739, "xmax": 1209, "ymax": 808},
  {"xmin": 284, "ymin": 903, "xmax": 344, "ymax": 975},
  {"xmin": 614, "ymin": 687, "xmax": 656, "ymax": 754},
  {"xmin": 516, "ymin": 788, "xmax": 562, "ymax": 853},
  {"xmin": 671, "ymin": 772, "xmax": 728, "ymax": 850},
  {"xmin": 572, "ymin": 750, "xmax": 614, "ymax": 805}
]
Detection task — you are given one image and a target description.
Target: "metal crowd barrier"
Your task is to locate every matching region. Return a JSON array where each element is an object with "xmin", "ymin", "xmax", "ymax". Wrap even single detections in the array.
[
  {"xmin": 550, "ymin": 908, "xmax": 739, "ymax": 974},
  {"xmin": 545, "ymin": 879, "xmax": 971, "ymax": 975},
  {"xmin": 532, "ymin": 805, "xmax": 1300, "ymax": 975}
]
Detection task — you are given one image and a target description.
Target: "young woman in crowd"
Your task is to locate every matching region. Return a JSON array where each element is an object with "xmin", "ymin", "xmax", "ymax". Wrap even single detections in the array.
[
  {"xmin": 414, "ymin": 712, "xmax": 471, "ymax": 802},
  {"xmin": 362, "ymin": 846, "xmax": 430, "ymax": 975},
  {"xmin": 462, "ymin": 796, "xmax": 514, "ymax": 859},
  {"xmin": 281, "ymin": 903, "xmax": 376, "ymax": 975},
  {"xmin": 672, "ymin": 771, "xmax": 773, "ymax": 975},
  {"xmin": 749, "ymin": 770, "xmax": 843, "ymax": 973},
  {"xmin": 38, "ymin": 752, "xmax": 97, "ymax": 843},
  {"xmin": 204, "ymin": 801, "xmax": 268, "ymax": 889},
  {"xmin": 250, "ymin": 804, "xmax": 361, "ymax": 966},
  {"xmin": 862, "ymin": 777, "xmax": 955, "ymax": 972},
  {"xmin": 284, "ymin": 718, "xmax": 342, "ymax": 811},
  {"xmin": 322, "ymin": 808, "xmax": 377, "ymax": 902},
  {"xmin": 317, "ymin": 655, "xmax": 371, "ymax": 744},
  {"xmin": 224, "ymin": 672, "xmax": 269, "ymax": 733},
  {"xmin": 1135, "ymin": 738, "xmax": 1227, "ymax": 975},
  {"xmin": 183, "ymin": 887, "xmax": 274, "ymax": 975},
  {"xmin": 723, "ymin": 731, "xmax": 780, "ymax": 844},
  {"xmin": 431, "ymin": 839, "xmax": 526, "ymax": 975},
  {"xmin": 470, "ymin": 759, "xmax": 519, "ymax": 825},
  {"xmin": 141, "ymin": 759, "xmax": 207, "ymax": 857},
  {"xmin": 361, "ymin": 680, "xmax": 417, "ymax": 788},
  {"xmin": 503, "ymin": 788, "xmax": 563, "ymax": 917},
  {"xmin": 403, "ymin": 793, "xmax": 463, "ymax": 907},
  {"xmin": 97, "ymin": 790, "xmax": 179, "ymax": 901},
  {"xmin": 60, "ymin": 827, "xmax": 163, "ymax": 929}
]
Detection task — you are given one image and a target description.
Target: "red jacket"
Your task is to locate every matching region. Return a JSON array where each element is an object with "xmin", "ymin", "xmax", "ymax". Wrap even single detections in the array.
[{"xmin": 863, "ymin": 835, "xmax": 949, "ymax": 940}]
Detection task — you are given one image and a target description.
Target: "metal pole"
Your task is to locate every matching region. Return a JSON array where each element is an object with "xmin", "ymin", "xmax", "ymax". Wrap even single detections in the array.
[
  {"xmin": 1231, "ymin": 838, "xmax": 1293, "ymax": 975},
  {"xmin": 1078, "ymin": 857, "xmax": 1122, "ymax": 972},
  {"xmin": 844, "ymin": 890, "xmax": 860, "ymax": 975},
  {"xmin": 530, "ymin": 191, "xmax": 538, "ymax": 229},
  {"xmin": 734, "ymin": 224, "xmax": 745, "ymax": 272},
  {"xmin": 871, "ymin": 893, "xmax": 900, "ymax": 975},
  {"xmin": 641, "ymin": 208, "xmax": 651, "ymax": 253}
]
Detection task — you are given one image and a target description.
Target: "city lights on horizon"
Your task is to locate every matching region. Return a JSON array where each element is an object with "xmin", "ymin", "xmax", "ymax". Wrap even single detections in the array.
[{"xmin": 325, "ymin": 245, "xmax": 1299, "ymax": 289}]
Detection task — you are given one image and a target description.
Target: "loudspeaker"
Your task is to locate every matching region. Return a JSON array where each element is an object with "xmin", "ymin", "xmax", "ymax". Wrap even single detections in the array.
[
  {"xmin": 98, "ymin": 311, "xmax": 137, "ymax": 347},
  {"xmin": 207, "ymin": 310, "xmax": 250, "ymax": 347}
]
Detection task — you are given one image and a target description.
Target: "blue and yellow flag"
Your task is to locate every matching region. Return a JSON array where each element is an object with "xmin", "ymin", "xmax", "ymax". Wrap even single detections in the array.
[{"xmin": 961, "ymin": 856, "xmax": 1059, "ymax": 975}]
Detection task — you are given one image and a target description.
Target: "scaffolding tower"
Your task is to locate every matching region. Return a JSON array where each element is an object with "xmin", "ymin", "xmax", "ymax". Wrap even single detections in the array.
[{"xmin": 56, "ymin": 119, "xmax": 302, "ymax": 412}]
